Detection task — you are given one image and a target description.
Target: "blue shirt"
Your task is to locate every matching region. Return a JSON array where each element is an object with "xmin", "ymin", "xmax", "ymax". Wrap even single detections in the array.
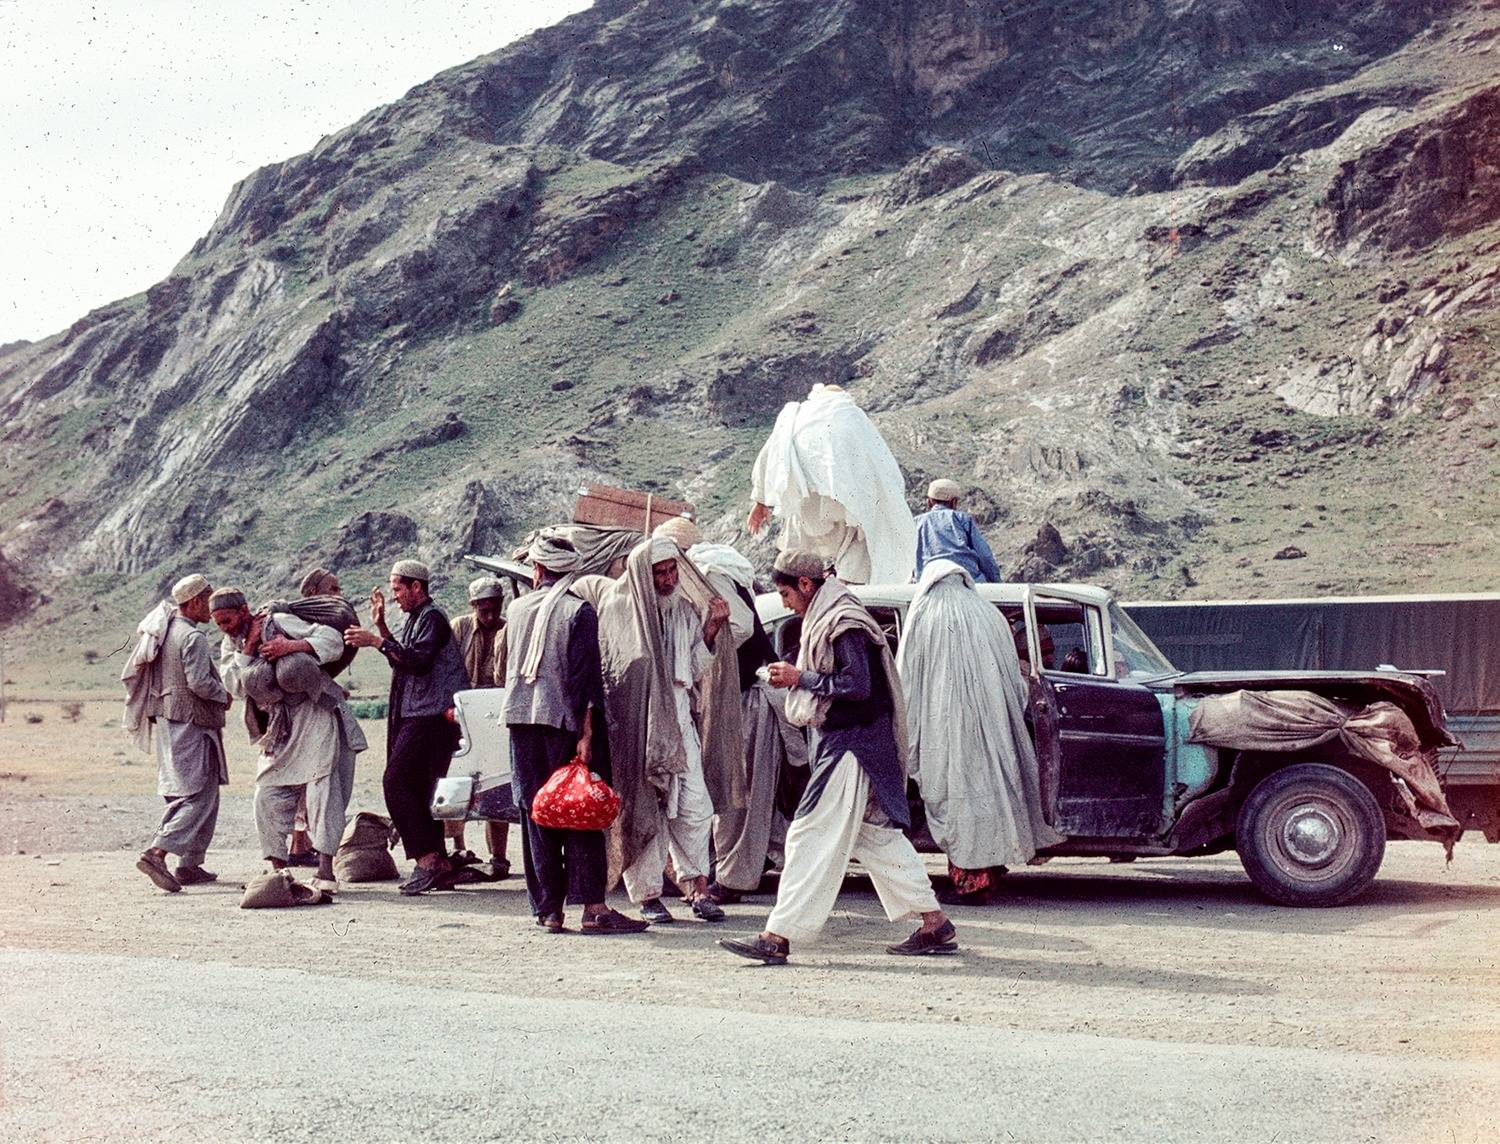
[{"xmin": 913, "ymin": 507, "xmax": 1001, "ymax": 582}]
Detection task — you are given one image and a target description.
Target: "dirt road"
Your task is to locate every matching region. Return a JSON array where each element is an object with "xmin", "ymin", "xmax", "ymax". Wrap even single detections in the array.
[{"xmin": 1, "ymin": 701, "xmax": 1498, "ymax": 1141}]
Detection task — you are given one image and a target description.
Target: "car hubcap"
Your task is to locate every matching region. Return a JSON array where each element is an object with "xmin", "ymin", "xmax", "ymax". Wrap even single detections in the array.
[{"xmin": 1281, "ymin": 804, "xmax": 1341, "ymax": 866}]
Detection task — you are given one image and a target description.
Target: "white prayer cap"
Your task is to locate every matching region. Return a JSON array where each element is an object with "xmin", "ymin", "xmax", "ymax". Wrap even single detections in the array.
[
  {"xmin": 208, "ymin": 586, "xmax": 247, "ymax": 611},
  {"xmin": 927, "ymin": 478, "xmax": 962, "ymax": 502},
  {"xmin": 468, "ymin": 576, "xmax": 505, "ymax": 602},
  {"xmin": 650, "ymin": 536, "xmax": 680, "ymax": 564},
  {"xmin": 390, "ymin": 559, "xmax": 430, "ymax": 582},
  {"xmin": 652, "ymin": 516, "xmax": 701, "ymax": 549},
  {"xmin": 772, "ymin": 550, "xmax": 829, "ymax": 580},
  {"xmin": 171, "ymin": 574, "xmax": 211, "ymax": 604}
]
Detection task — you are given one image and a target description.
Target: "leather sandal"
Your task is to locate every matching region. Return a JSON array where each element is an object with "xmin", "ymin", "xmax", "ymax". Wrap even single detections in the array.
[{"xmin": 719, "ymin": 934, "xmax": 789, "ymax": 965}]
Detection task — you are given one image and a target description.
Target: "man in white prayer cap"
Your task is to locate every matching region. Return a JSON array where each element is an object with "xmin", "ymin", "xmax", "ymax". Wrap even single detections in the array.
[
  {"xmin": 345, "ymin": 558, "xmax": 470, "ymax": 895},
  {"xmin": 913, "ymin": 478, "xmax": 1001, "ymax": 582},
  {"xmin": 124, "ymin": 573, "xmax": 233, "ymax": 893},
  {"xmin": 448, "ymin": 575, "xmax": 511, "ymax": 878}
]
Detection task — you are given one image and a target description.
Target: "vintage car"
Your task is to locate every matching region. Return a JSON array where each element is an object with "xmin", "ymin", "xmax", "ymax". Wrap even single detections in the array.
[{"xmin": 447, "ymin": 558, "xmax": 1487, "ymax": 907}]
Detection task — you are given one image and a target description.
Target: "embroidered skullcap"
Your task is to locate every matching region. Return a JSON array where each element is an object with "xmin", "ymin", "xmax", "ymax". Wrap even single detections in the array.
[
  {"xmin": 528, "ymin": 531, "xmax": 582, "ymax": 574},
  {"xmin": 773, "ymin": 550, "xmax": 830, "ymax": 579},
  {"xmin": 171, "ymin": 574, "xmax": 211, "ymax": 604},
  {"xmin": 298, "ymin": 566, "xmax": 333, "ymax": 597},
  {"xmin": 390, "ymin": 559, "xmax": 430, "ymax": 583},
  {"xmin": 468, "ymin": 576, "xmax": 505, "ymax": 602},
  {"xmin": 650, "ymin": 536, "xmax": 680, "ymax": 564},
  {"xmin": 652, "ymin": 516, "xmax": 702, "ymax": 550},
  {"xmin": 927, "ymin": 478, "xmax": 962, "ymax": 502},
  {"xmin": 208, "ymin": 587, "xmax": 247, "ymax": 611}
]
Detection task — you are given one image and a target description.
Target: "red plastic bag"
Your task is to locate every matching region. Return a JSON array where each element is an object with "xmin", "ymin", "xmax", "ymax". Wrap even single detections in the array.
[{"xmin": 530, "ymin": 758, "xmax": 621, "ymax": 831}]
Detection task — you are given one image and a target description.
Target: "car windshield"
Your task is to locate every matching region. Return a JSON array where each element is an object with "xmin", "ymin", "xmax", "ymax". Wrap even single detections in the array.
[{"xmin": 1108, "ymin": 602, "xmax": 1177, "ymax": 677}]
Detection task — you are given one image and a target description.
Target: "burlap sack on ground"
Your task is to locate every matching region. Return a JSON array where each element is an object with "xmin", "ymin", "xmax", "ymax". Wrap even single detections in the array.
[{"xmin": 334, "ymin": 811, "xmax": 400, "ymax": 882}]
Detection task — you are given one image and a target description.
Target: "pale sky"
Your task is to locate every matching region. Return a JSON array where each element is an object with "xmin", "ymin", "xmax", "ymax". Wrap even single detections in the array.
[{"xmin": 0, "ymin": 0, "xmax": 591, "ymax": 345}]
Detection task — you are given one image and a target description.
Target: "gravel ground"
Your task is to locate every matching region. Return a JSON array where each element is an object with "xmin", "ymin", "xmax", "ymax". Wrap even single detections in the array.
[{"xmin": 1, "ymin": 702, "xmax": 1498, "ymax": 1141}]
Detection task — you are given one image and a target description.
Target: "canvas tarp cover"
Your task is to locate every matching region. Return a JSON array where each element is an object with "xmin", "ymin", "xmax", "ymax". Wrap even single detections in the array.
[
  {"xmin": 1124, "ymin": 598, "xmax": 1500, "ymax": 714},
  {"xmin": 1186, "ymin": 689, "xmax": 1459, "ymax": 840},
  {"xmin": 512, "ymin": 524, "xmax": 643, "ymax": 577}
]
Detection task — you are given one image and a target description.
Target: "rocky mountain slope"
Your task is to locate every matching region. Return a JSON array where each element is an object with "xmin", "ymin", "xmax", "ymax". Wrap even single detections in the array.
[{"xmin": 3, "ymin": 0, "xmax": 1499, "ymax": 684}]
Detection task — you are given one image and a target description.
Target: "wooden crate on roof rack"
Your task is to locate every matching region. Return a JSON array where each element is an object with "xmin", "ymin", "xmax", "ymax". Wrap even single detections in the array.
[{"xmin": 572, "ymin": 483, "xmax": 695, "ymax": 534}]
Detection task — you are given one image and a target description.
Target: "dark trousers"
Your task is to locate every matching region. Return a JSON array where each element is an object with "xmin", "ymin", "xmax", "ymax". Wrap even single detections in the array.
[
  {"xmin": 510, "ymin": 724, "xmax": 607, "ymax": 917},
  {"xmin": 384, "ymin": 715, "xmax": 456, "ymax": 862}
]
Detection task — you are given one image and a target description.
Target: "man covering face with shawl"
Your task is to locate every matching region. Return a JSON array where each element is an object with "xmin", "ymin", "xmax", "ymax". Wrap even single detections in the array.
[
  {"xmin": 898, "ymin": 559, "xmax": 1062, "ymax": 902},
  {"xmin": 652, "ymin": 519, "xmax": 806, "ymax": 903},
  {"xmin": 579, "ymin": 536, "xmax": 744, "ymax": 924}
]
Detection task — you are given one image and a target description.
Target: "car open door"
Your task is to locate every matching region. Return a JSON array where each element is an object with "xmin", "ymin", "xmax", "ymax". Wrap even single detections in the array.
[{"xmin": 1026, "ymin": 594, "xmax": 1169, "ymax": 839}]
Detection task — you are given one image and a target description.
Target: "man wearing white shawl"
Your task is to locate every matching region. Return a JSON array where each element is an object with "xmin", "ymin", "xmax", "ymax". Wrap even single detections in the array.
[
  {"xmin": 720, "ymin": 552, "xmax": 955, "ymax": 965},
  {"xmin": 575, "ymin": 536, "xmax": 744, "ymax": 925},
  {"xmin": 746, "ymin": 383, "xmax": 917, "ymax": 585},
  {"xmin": 898, "ymin": 560, "xmax": 1064, "ymax": 902},
  {"xmin": 653, "ymin": 518, "xmax": 806, "ymax": 902}
]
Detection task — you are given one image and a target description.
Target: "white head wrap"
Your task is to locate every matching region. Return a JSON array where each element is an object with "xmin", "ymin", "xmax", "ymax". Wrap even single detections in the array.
[
  {"xmin": 171, "ymin": 574, "xmax": 211, "ymax": 605},
  {"xmin": 650, "ymin": 536, "xmax": 680, "ymax": 564},
  {"xmin": 652, "ymin": 516, "xmax": 702, "ymax": 550},
  {"xmin": 519, "ymin": 531, "xmax": 585, "ymax": 683}
]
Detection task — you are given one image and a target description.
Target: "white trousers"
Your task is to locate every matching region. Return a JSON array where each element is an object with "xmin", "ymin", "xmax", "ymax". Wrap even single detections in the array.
[
  {"xmin": 766, "ymin": 753, "xmax": 938, "ymax": 944},
  {"xmin": 623, "ymin": 689, "xmax": 715, "ymax": 902}
]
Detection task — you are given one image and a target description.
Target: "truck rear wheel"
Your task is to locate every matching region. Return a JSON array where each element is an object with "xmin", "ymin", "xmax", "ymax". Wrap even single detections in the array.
[{"xmin": 1235, "ymin": 764, "xmax": 1385, "ymax": 907}]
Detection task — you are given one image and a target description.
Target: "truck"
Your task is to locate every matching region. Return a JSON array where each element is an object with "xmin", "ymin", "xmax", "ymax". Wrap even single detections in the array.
[{"xmin": 447, "ymin": 559, "xmax": 1493, "ymax": 907}]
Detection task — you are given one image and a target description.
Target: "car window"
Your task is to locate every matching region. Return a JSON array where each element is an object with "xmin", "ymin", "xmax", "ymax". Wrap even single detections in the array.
[
  {"xmin": 1107, "ymin": 602, "xmax": 1176, "ymax": 677},
  {"xmin": 1033, "ymin": 597, "xmax": 1107, "ymax": 676}
]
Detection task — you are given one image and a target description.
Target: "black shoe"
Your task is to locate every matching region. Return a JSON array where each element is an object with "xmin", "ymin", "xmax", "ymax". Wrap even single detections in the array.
[
  {"xmin": 174, "ymin": 865, "xmax": 218, "ymax": 886},
  {"xmin": 582, "ymin": 908, "xmax": 650, "ymax": 934},
  {"xmin": 719, "ymin": 935, "xmax": 789, "ymax": 965},
  {"xmin": 706, "ymin": 881, "xmax": 742, "ymax": 905},
  {"xmin": 886, "ymin": 920, "xmax": 958, "ymax": 956},
  {"xmin": 691, "ymin": 896, "xmax": 726, "ymax": 922},
  {"xmin": 286, "ymin": 850, "xmax": 319, "ymax": 868},
  {"xmin": 399, "ymin": 864, "xmax": 448, "ymax": 896},
  {"xmin": 640, "ymin": 898, "xmax": 675, "ymax": 925},
  {"xmin": 536, "ymin": 912, "xmax": 565, "ymax": 934},
  {"xmin": 488, "ymin": 858, "xmax": 512, "ymax": 881}
]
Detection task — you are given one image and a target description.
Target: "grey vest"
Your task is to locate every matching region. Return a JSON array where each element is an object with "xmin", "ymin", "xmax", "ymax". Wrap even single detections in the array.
[
  {"xmin": 502, "ymin": 589, "xmax": 586, "ymax": 733},
  {"xmin": 157, "ymin": 615, "xmax": 227, "ymax": 730}
]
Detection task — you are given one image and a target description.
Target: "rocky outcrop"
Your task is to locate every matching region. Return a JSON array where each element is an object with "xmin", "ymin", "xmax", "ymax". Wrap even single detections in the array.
[{"xmin": 3, "ymin": 0, "xmax": 1500, "ymax": 647}]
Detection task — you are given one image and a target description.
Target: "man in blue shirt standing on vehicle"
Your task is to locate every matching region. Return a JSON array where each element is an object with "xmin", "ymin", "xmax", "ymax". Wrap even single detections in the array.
[{"xmin": 913, "ymin": 478, "xmax": 1001, "ymax": 582}]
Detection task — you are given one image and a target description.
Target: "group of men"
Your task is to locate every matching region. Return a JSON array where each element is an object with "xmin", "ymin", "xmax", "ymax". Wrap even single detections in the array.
[
  {"xmin": 124, "ymin": 439, "xmax": 1038, "ymax": 963},
  {"xmin": 125, "ymin": 560, "xmax": 512, "ymax": 900}
]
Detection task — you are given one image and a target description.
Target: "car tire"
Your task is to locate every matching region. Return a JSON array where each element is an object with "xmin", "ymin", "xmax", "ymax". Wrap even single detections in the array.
[{"xmin": 1235, "ymin": 763, "xmax": 1386, "ymax": 907}]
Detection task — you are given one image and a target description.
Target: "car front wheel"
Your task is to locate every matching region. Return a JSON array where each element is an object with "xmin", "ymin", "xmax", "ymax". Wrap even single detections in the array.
[{"xmin": 1235, "ymin": 763, "xmax": 1386, "ymax": 907}]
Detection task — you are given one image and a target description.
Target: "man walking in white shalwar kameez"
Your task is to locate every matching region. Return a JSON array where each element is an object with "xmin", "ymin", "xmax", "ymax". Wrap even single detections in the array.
[
  {"xmin": 898, "ymin": 560, "xmax": 1063, "ymax": 903},
  {"xmin": 720, "ymin": 551, "xmax": 956, "ymax": 965}
]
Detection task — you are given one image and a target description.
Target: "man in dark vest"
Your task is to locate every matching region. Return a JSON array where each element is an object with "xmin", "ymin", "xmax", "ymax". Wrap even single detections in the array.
[
  {"xmin": 345, "ymin": 558, "xmax": 469, "ymax": 895},
  {"xmin": 720, "ymin": 551, "xmax": 956, "ymax": 964},
  {"xmin": 503, "ymin": 534, "xmax": 648, "ymax": 934},
  {"xmin": 128, "ymin": 573, "xmax": 233, "ymax": 892}
]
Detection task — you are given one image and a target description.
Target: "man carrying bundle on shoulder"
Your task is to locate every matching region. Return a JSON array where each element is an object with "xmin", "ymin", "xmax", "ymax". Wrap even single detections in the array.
[{"xmin": 213, "ymin": 585, "xmax": 367, "ymax": 896}]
